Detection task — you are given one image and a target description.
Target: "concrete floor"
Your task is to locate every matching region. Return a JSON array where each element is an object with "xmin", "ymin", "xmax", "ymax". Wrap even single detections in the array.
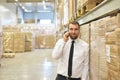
[{"xmin": 0, "ymin": 49, "xmax": 57, "ymax": 80}]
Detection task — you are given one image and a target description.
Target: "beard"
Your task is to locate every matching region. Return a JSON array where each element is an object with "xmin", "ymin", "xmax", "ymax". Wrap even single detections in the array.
[{"xmin": 70, "ymin": 34, "xmax": 78, "ymax": 40}]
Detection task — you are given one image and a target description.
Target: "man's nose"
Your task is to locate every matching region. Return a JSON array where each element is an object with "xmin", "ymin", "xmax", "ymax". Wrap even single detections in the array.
[{"xmin": 72, "ymin": 30, "xmax": 75, "ymax": 33}]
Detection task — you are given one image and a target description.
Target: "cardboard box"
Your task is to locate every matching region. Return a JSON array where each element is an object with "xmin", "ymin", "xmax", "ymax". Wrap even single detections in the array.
[
  {"xmin": 105, "ymin": 32, "xmax": 117, "ymax": 44},
  {"xmin": 35, "ymin": 34, "xmax": 56, "ymax": 49},
  {"xmin": 115, "ymin": 28, "xmax": 120, "ymax": 45},
  {"xmin": 3, "ymin": 26, "xmax": 20, "ymax": 32},
  {"xmin": 108, "ymin": 69, "xmax": 119, "ymax": 80},
  {"xmin": 108, "ymin": 63, "xmax": 119, "ymax": 72},
  {"xmin": 3, "ymin": 32, "xmax": 14, "ymax": 52},
  {"xmin": 25, "ymin": 41, "xmax": 32, "ymax": 51},
  {"xmin": 14, "ymin": 32, "xmax": 25, "ymax": 52},
  {"xmin": 110, "ymin": 45, "xmax": 119, "ymax": 57},
  {"xmin": 105, "ymin": 16, "xmax": 118, "ymax": 32},
  {"xmin": 80, "ymin": 24, "xmax": 90, "ymax": 43}
]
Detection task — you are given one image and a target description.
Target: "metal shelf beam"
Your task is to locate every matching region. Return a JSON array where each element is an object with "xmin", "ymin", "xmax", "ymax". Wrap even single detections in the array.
[{"xmin": 77, "ymin": 0, "xmax": 120, "ymax": 25}]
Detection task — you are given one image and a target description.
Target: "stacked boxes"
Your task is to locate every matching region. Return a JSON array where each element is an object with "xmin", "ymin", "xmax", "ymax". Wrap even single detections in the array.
[
  {"xmin": 84, "ymin": 0, "xmax": 103, "ymax": 12},
  {"xmin": 3, "ymin": 32, "xmax": 14, "ymax": 52},
  {"xmin": 89, "ymin": 16, "xmax": 120, "ymax": 80},
  {"xmin": 25, "ymin": 41, "xmax": 32, "ymax": 51},
  {"xmin": 89, "ymin": 20, "xmax": 108, "ymax": 80},
  {"xmin": 3, "ymin": 31, "xmax": 33, "ymax": 53},
  {"xmin": 24, "ymin": 32, "xmax": 32, "ymax": 51},
  {"xmin": 105, "ymin": 14, "xmax": 120, "ymax": 80},
  {"xmin": 35, "ymin": 34, "xmax": 56, "ymax": 49},
  {"xmin": 80, "ymin": 24, "xmax": 90, "ymax": 43},
  {"xmin": 14, "ymin": 32, "xmax": 25, "ymax": 52},
  {"xmin": 3, "ymin": 26, "xmax": 20, "ymax": 32},
  {"xmin": 76, "ymin": 0, "xmax": 104, "ymax": 18},
  {"xmin": 87, "ymin": 14, "xmax": 120, "ymax": 80},
  {"xmin": 0, "ymin": 32, "xmax": 2, "ymax": 59}
]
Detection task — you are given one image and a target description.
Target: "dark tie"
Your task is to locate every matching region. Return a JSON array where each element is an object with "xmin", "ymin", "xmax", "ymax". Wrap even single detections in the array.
[{"xmin": 68, "ymin": 40, "xmax": 74, "ymax": 77}]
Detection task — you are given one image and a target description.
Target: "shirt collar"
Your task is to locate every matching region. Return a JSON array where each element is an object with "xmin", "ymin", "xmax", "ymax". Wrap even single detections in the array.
[{"xmin": 69, "ymin": 37, "xmax": 79, "ymax": 43}]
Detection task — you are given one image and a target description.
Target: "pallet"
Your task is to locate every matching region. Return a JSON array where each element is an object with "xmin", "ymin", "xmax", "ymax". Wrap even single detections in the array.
[
  {"xmin": 79, "ymin": 0, "xmax": 102, "ymax": 14},
  {"xmin": 4, "ymin": 51, "xmax": 14, "ymax": 53},
  {"xmin": 2, "ymin": 53, "xmax": 15, "ymax": 58},
  {"xmin": 14, "ymin": 51, "xmax": 24, "ymax": 53}
]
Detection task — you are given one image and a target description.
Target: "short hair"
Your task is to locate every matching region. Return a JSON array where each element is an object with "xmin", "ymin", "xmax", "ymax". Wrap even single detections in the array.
[{"xmin": 69, "ymin": 21, "xmax": 80, "ymax": 28}]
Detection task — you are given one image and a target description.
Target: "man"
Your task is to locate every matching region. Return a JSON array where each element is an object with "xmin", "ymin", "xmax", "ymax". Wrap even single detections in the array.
[{"xmin": 52, "ymin": 21, "xmax": 89, "ymax": 80}]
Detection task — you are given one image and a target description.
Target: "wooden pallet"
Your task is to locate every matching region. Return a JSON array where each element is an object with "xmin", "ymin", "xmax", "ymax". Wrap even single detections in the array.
[
  {"xmin": 4, "ymin": 51, "xmax": 13, "ymax": 53},
  {"xmin": 2, "ymin": 53, "xmax": 15, "ymax": 58},
  {"xmin": 14, "ymin": 51, "xmax": 24, "ymax": 53}
]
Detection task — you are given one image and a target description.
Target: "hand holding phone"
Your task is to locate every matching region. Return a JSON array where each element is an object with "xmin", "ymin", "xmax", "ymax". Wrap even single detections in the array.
[{"xmin": 63, "ymin": 31, "xmax": 69, "ymax": 42}]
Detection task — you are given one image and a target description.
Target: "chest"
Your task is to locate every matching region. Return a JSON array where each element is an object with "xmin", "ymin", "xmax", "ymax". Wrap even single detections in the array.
[{"xmin": 64, "ymin": 43, "xmax": 85, "ymax": 59}]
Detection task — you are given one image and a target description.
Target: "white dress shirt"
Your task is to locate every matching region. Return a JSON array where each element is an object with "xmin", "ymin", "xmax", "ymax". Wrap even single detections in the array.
[{"xmin": 52, "ymin": 38, "xmax": 89, "ymax": 80}]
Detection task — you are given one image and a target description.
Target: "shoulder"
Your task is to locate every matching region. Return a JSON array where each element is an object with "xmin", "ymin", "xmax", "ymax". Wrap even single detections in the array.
[
  {"xmin": 56, "ymin": 38, "xmax": 64, "ymax": 42},
  {"xmin": 55, "ymin": 38, "xmax": 65, "ymax": 44},
  {"xmin": 78, "ymin": 39, "xmax": 89, "ymax": 48}
]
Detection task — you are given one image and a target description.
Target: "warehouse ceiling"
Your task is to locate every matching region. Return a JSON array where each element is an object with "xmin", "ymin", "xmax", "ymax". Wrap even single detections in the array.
[
  {"xmin": 7, "ymin": 0, "xmax": 54, "ymax": 3},
  {"xmin": 17, "ymin": 2, "xmax": 54, "ymax": 13},
  {"xmin": 7, "ymin": 0, "xmax": 55, "ymax": 13}
]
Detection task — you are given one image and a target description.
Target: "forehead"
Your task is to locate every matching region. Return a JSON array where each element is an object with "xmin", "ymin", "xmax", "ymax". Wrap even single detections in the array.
[{"xmin": 69, "ymin": 24, "xmax": 79, "ymax": 29}]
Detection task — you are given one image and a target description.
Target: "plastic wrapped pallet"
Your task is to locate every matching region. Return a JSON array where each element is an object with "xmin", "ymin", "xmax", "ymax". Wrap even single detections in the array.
[
  {"xmin": 105, "ymin": 32, "xmax": 117, "ymax": 44},
  {"xmin": 98, "ymin": 39, "xmax": 108, "ymax": 80},
  {"xmin": 108, "ymin": 69, "xmax": 119, "ymax": 80},
  {"xmin": 14, "ymin": 32, "xmax": 25, "ymax": 52},
  {"xmin": 119, "ymin": 46, "xmax": 120, "ymax": 62},
  {"xmin": 24, "ymin": 32, "xmax": 32, "ymax": 41},
  {"xmin": 80, "ymin": 24, "xmax": 90, "ymax": 43},
  {"xmin": 85, "ymin": 0, "xmax": 98, "ymax": 12},
  {"xmin": 35, "ymin": 34, "xmax": 56, "ymax": 49},
  {"xmin": 3, "ymin": 26, "xmax": 20, "ymax": 32},
  {"xmin": 117, "ymin": 13, "xmax": 120, "ymax": 28},
  {"xmin": 35, "ymin": 35, "xmax": 40, "ymax": 49},
  {"xmin": 105, "ymin": 13, "xmax": 120, "ymax": 32},
  {"xmin": 45, "ymin": 35, "xmax": 56, "ymax": 48},
  {"xmin": 25, "ymin": 41, "xmax": 32, "ymax": 51},
  {"xmin": 89, "ymin": 21, "xmax": 100, "ymax": 80},
  {"xmin": 90, "ymin": 18, "xmax": 109, "ymax": 80},
  {"xmin": 24, "ymin": 32, "xmax": 32, "ymax": 51},
  {"xmin": 0, "ymin": 33, "xmax": 2, "ymax": 64},
  {"xmin": 105, "ymin": 22, "xmax": 120, "ymax": 80},
  {"xmin": 98, "ymin": 22, "xmax": 106, "ymax": 37},
  {"xmin": 89, "ymin": 14, "xmax": 120, "ymax": 80},
  {"xmin": 115, "ymin": 28, "xmax": 120, "ymax": 45},
  {"xmin": 105, "ymin": 16, "xmax": 118, "ymax": 32},
  {"xmin": 3, "ymin": 32, "xmax": 14, "ymax": 52}
]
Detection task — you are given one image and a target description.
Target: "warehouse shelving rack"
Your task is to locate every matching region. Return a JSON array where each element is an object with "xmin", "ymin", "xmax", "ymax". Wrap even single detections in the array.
[{"xmin": 76, "ymin": 0, "xmax": 120, "ymax": 25}]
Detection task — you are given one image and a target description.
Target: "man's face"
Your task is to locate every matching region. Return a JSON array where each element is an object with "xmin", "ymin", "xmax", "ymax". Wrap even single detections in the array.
[{"xmin": 68, "ymin": 24, "xmax": 80, "ymax": 40}]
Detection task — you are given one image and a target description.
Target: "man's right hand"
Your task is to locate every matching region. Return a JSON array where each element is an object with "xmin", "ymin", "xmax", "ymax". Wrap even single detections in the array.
[{"xmin": 63, "ymin": 32, "xmax": 69, "ymax": 42}]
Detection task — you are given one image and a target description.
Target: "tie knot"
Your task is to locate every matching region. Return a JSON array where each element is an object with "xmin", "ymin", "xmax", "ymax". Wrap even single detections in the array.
[{"xmin": 72, "ymin": 41, "xmax": 74, "ymax": 43}]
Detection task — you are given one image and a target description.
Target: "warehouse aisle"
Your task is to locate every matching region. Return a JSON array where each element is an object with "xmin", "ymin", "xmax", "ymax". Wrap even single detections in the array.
[{"xmin": 0, "ymin": 49, "xmax": 57, "ymax": 80}]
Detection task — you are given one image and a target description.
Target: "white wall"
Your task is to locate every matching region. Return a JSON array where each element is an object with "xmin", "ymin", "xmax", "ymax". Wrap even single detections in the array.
[{"xmin": 0, "ymin": 3, "xmax": 17, "ymax": 26}]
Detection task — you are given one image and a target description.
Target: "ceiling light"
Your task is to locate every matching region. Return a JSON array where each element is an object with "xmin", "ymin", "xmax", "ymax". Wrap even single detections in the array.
[
  {"xmin": 22, "ymin": 6, "xmax": 25, "ymax": 10},
  {"xmin": 37, "ymin": 10, "xmax": 51, "ymax": 12},
  {"xmin": 42, "ymin": 0, "xmax": 45, "ymax": 4},
  {"xmin": 43, "ymin": 5, "xmax": 47, "ymax": 9},
  {"xmin": 15, "ymin": 0, "xmax": 18, "ymax": 2},
  {"xmin": 25, "ymin": 3, "xmax": 32, "ymax": 6},
  {"xmin": 24, "ymin": 9, "xmax": 32, "ymax": 12},
  {"xmin": 19, "ymin": 3, "xmax": 22, "ymax": 6}
]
